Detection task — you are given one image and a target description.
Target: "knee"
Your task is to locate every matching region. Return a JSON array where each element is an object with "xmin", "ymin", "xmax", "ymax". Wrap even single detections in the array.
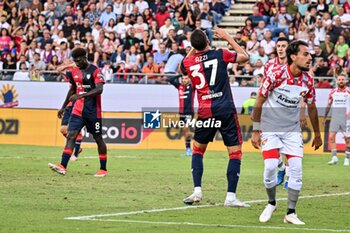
[
  {"xmin": 60, "ymin": 126, "xmax": 68, "ymax": 136},
  {"xmin": 288, "ymin": 164, "xmax": 303, "ymax": 190},
  {"xmin": 66, "ymin": 131, "xmax": 78, "ymax": 140},
  {"xmin": 263, "ymin": 159, "xmax": 278, "ymax": 188}
]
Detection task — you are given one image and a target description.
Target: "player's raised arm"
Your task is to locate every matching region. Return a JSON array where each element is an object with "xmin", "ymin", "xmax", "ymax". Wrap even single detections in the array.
[{"xmin": 213, "ymin": 28, "xmax": 249, "ymax": 63}]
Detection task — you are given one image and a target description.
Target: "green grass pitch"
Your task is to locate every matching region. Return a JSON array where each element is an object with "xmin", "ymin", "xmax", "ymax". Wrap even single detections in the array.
[{"xmin": 0, "ymin": 145, "xmax": 349, "ymax": 233}]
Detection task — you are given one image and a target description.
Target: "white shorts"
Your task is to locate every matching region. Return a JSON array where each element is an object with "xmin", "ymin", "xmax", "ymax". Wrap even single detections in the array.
[
  {"xmin": 261, "ymin": 131, "xmax": 303, "ymax": 157},
  {"xmin": 329, "ymin": 119, "xmax": 346, "ymax": 134}
]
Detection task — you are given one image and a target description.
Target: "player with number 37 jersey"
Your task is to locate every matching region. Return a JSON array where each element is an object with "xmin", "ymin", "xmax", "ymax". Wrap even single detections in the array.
[{"xmin": 180, "ymin": 29, "xmax": 250, "ymax": 208}]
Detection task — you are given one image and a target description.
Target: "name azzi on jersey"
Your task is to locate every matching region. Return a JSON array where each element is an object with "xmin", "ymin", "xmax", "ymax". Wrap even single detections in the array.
[{"xmin": 195, "ymin": 55, "xmax": 208, "ymax": 63}]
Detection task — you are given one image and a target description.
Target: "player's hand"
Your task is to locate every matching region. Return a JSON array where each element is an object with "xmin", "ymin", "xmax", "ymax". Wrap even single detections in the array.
[
  {"xmin": 251, "ymin": 131, "xmax": 261, "ymax": 149},
  {"xmin": 312, "ymin": 135, "xmax": 322, "ymax": 151},
  {"xmin": 69, "ymin": 94, "xmax": 81, "ymax": 102},
  {"xmin": 300, "ymin": 117, "xmax": 307, "ymax": 129},
  {"xmin": 57, "ymin": 108, "xmax": 65, "ymax": 119},
  {"xmin": 213, "ymin": 28, "xmax": 230, "ymax": 41}
]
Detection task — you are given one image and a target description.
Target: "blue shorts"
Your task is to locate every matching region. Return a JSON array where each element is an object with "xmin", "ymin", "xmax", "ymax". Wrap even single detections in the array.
[
  {"xmin": 194, "ymin": 113, "xmax": 242, "ymax": 147},
  {"xmin": 61, "ymin": 106, "xmax": 73, "ymax": 126},
  {"xmin": 68, "ymin": 114, "xmax": 102, "ymax": 136}
]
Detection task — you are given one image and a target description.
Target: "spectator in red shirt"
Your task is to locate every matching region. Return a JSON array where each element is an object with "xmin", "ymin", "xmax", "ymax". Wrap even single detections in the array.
[{"xmin": 155, "ymin": 5, "xmax": 170, "ymax": 27}]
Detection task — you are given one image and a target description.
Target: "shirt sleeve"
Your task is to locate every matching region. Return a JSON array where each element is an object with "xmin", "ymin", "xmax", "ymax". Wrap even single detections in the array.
[
  {"xmin": 93, "ymin": 68, "xmax": 105, "ymax": 84},
  {"xmin": 259, "ymin": 69, "xmax": 276, "ymax": 97},
  {"xmin": 304, "ymin": 86, "xmax": 316, "ymax": 104},
  {"xmin": 328, "ymin": 90, "xmax": 333, "ymax": 105},
  {"xmin": 222, "ymin": 49, "xmax": 237, "ymax": 64},
  {"xmin": 180, "ymin": 60, "xmax": 188, "ymax": 75},
  {"xmin": 66, "ymin": 71, "xmax": 74, "ymax": 85}
]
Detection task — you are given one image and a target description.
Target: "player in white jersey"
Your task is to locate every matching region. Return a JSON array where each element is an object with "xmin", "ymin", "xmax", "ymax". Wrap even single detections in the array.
[
  {"xmin": 324, "ymin": 74, "xmax": 350, "ymax": 166},
  {"xmin": 264, "ymin": 37, "xmax": 291, "ymax": 187},
  {"xmin": 251, "ymin": 40, "xmax": 322, "ymax": 225}
]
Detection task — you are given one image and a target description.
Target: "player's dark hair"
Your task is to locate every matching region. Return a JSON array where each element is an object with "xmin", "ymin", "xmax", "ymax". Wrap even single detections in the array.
[
  {"xmin": 276, "ymin": 37, "xmax": 289, "ymax": 44},
  {"xmin": 71, "ymin": 47, "xmax": 87, "ymax": 59},
  {"xmin": 286, "ymin": 40, "xmax": 308, "ymax": 65},
  {"xmin": 190, "ymin": 29, "xmax": 207, "ymax": 51}
]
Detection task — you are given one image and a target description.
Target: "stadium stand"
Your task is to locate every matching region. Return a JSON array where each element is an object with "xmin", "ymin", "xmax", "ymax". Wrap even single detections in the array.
[{"xmin": 0, "ymin": 0, "xmax": 349, "ymax": 87}]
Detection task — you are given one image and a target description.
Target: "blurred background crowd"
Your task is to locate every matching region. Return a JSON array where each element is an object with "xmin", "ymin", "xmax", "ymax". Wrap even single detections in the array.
[{"xmin": 0, "ymin": 0, "xmax": 349, "ymax": 87}]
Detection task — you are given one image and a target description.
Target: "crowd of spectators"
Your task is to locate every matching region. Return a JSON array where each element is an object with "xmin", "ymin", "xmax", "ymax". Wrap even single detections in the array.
[{"xmin": 0, "ymin": 0, "xmax": 348, "ymax": 87}]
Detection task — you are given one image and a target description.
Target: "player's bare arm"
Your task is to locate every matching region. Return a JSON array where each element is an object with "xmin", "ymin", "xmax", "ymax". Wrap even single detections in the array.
[
  {"xmin": 58, "ymin": 85, "xmax": 76, "ymax": 119},
  {"xmin": 300, "ymin": 100, "xmax": 307, "ymax": 129},
  {"xmin": 69, "ymin": 82, "xmax": 104, "ymax": 102},
  {"xmin": 251, "ymin": 94, "xmax": 267, "ymax": 149},
  {"xmin": 213, "ymin": 28, "xmax": 249, "ymax": 63},
  {"xmin": 308, "ymin": 102, "xmax": 322, "ymax": 150},
  {"xmin": 323, "ymin": 102, "xmax": 332, "ymax": 125}
]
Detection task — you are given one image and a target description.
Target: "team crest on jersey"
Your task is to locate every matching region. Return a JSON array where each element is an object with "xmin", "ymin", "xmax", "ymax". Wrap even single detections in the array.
[
  {"xmin": 300, "ymin": 91, "xmax": 307, "ymax": 97},
  {"xmin": 86, "ymin": 74, "xmax": 91, "ymax": 80}
]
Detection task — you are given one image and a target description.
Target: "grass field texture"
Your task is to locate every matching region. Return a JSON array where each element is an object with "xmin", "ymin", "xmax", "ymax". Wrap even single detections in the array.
[{"xmin": 0, "ymin": 145, "xmax": 349, "ymax": 233}]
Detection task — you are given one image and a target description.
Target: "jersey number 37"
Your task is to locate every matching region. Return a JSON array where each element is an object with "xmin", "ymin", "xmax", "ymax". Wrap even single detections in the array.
[{"xmin": 189, "ymin": 59, "xmax": 218, "ymax": 89}]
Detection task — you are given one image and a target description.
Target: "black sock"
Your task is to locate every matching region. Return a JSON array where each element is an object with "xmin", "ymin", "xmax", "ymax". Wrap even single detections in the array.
[
  {"xmin": 185, "ymin": 139, "xmax": 191, "ymax": 149},
  {"xmin": 226, "ymin": 159, "xmax": 241, "ymax": 193},
  {"xmin": 287, "ymin": 208, "xmax": 296, "ymax": 215},
  {"xmin": 192, "ymin": 154, "xmax": 203, "ymax": 187},
  {"xmin": 60, "ymin": 148, "xmax": 73, "ymax": 168}
]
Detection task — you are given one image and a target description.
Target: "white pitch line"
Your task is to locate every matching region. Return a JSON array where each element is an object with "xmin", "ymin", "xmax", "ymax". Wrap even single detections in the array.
[
  {"xmin": 86, "ymin": 219, "xmax": 350, "ymax": 233},
  {"xmin": 0, "ymin": 155, "xmax": 137, "ymax": 159},
  {"xmin": 65, "ymin": 192, "xmax": 350, "ymax": 220}
]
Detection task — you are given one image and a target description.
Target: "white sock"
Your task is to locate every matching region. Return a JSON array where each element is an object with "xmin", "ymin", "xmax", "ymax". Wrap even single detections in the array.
[
  {"xmin": 194, "ymin": 186, "xmax": 202, "ymax": 193},
  {"xmin": 226, "ymin": 192, "xmax": 236, "ymax": 201},
  {"xmin": 285, "ymin": 166, "xmax": 290, "ymax": 179}
]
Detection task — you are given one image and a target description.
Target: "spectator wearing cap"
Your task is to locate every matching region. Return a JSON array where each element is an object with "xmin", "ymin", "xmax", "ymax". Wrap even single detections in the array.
[
  {"xmin": 85, "ymin": 2, "xmax": 100, "ymax": 26},
  {"xmin": 116, "ymin": 16, "xmax": 132, "ymax": 40},
  {"xmin": 241, "ymin": 92, "xmax": 257, "ymax": 115},
  {"xmin": 210, "ymin": 0, "xmax": 225, "ymax": 25},
  {"xmin": 99, "ymin": 4, "xmax": 116, "ymax": 27},
  {"xmin": 175, "ymin": 16, "xmax": 191, "ymax": 36},
  {"xmin": 135, "ymin": 0, "xmax": 149, "ymax": 14},
  {"xmin": 134, "ymin": 16, "xmax": 148, "ymax": 40}
]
